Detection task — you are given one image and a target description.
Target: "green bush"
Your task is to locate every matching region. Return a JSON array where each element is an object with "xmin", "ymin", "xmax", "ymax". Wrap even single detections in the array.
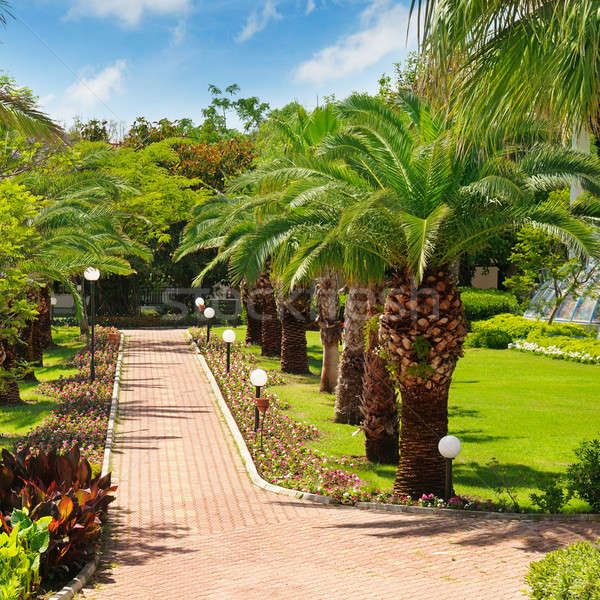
[
  {"xmin": 567, "ymin": 439, "xmax": 600, "ymax": 512},
  {"xmin": 530, "ymin": 478, "xmax": 572, "ymax": 513},
  {"xmin": 0, "ymin": 509, "xmax": 51, "ymax": 600},
  {"xmin": 459, "ymin": 287, "xmax": 519, "ymax": 322},
  {"xmin": 526, "ymin": 541, "xmax": 600, "ymax": 599},
  {"xmin": 466, "ymin": 328, "xmax": 512, "ymax": 349},
  {"xmin": 466, "ymin": 314, "xmax": 593, "ymax": 349}
]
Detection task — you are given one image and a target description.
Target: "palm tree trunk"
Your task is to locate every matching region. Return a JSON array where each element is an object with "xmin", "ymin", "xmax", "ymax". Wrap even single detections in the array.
[
  {"xmin": 39, "ymin": 285, "xmax": 54, "ymax": 350},
  {"xmin": 279, "ymin": 288, "xmax": 311, "ymax": 374},
  {"xmin": 242, "ymin": 283, "xmax": 262, "ymax": 345},
  {"xmin": 361, "ymin": 287, "xmax": 399, "ymax": 464},
  {"xmin": 380, "ymin": 268, "xmax": 468, "ymax": 498},
  {"xmin": 316, "ymin": 273, "xmax": 342, "ymax": 393},
  {"xmin": 0, "ymin": 340, "xmax": 22, "ymax": 405},
  {"xmin": 256, "ymin": 271, "xmax": 281, "ymax": 357},
  {"xmin": 334, "ymin": 286, "xmax": 368, "ymax": 424}
]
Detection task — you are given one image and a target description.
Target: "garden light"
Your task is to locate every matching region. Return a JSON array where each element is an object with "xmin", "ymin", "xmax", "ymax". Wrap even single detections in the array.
[
  {"xmin": 50, "ymin": 296, "xmax": 57, "ymax": 306},
  {"xmin": 250, "ymin": 368, "xmax": 268, "ymax": 431},
  {"xmin": 84, "ymin": 267, "xmax": 100, "ymax": 382},
  {"xmin": 222, "ymin": 328, "xmax": 236, "ymax": 372},
  {"xmin": 204, "ymin": 306, "xmax": 215, "ymax": 342},
  {"xmin": 438, "ymin": 435, "xmax": 462, "ymax": 500},
  {"xmin": 195, "ymin": 296, "xmax": 205, "ymax": 308}
]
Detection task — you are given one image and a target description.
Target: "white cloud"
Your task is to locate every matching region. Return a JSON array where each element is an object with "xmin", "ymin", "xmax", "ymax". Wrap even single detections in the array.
[
  {"xmin": 66, "ymin": 0, "xmax": 191, "ymax": 26},
  {"xmin": 65, "ymin": 60, "xmax": 127, "ymax": 109},
  {"xmin": 306, "ymin": 0, "xmax": 316, "ymax": 15},
  {"xmin": 236, "ymin": 0, "xmax": 282, "ymax": 43},
  {"xmin": 294, "ymin": 1, "xmax": 417, "ymax": 84}
]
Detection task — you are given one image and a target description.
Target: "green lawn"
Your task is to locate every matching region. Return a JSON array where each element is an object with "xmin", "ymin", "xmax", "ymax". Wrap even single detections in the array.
[
  {"xmin": 210, "ymin": 325, "xmax": 600, "ymax": 510},
  {"xmin": 0, "ymin": 327, "xmax": 84, "ymax": 451}
]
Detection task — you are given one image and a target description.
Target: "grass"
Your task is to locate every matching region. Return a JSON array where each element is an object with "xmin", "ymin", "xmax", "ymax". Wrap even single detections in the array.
[
  {"xmin": 0, "ymin": 326, "xmax": 85, "ymax": 451},
  {"xmin": 209, "ymin": 324, "xmax": 600, "ymax": 510}
]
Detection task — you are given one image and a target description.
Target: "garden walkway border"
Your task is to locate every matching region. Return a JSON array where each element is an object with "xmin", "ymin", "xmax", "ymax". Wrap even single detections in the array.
[
  {"xmin": 188, "ymin": 332, "xmax": 600, "ymax": 523},
  {"xmin": 48, "ymin": 333, "xmax": 125, "ymax": 600}
]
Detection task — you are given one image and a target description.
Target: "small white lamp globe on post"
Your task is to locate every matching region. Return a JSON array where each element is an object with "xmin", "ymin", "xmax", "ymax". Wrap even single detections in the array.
[
  {"xmin": 438, "ymin": 435, "xmax": 462, "ymax": 500},
  {"xmin": 222, "ymin": 328, "xmax": 236, "ymax": 373},
  {"xmin": 204, "ymin": 306, "xmax": 215, "ymax": 343},
  {"xmin": 195, "ymin": 297, "xmax": 205, "ymax": 311},
  {"xmin": 249, "ymin": 368, "xmax": 268, "ymax": 432},
  {"xmin": 84, "ymin": 267, "xmax": 100, "ymax": 382}
]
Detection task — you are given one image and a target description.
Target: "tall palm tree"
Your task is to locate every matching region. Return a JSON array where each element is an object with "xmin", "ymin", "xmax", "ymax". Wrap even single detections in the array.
[{"xmin": 281, "ymin": 94, "xmax": 600, "ymax": 496}]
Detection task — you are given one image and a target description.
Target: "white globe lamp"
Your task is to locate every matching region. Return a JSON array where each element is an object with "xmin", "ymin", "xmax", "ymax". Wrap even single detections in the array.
[{"xmin": 438, "ymin": 435, "xmax": 461, "ymax": 501}]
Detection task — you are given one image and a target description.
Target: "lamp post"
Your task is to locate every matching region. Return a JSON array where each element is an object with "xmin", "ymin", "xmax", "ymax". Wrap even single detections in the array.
[
  {"xmin": 222, "ymin": 328, "xmax": 236, "ymax": 373},
  {"xmin": 249, "ymin": 368, "xmax": 267, "ymax": 432},
  {"xmin": 84, "ymin": 267, "xmax": 100, "ymax": 382},
  {"xmin": 204, "ymin": 306, "xmax": 215, "ymax": 342},
  {"xmin": 438, "ymin": 435, "xmax": 462, "ymax": 500}
]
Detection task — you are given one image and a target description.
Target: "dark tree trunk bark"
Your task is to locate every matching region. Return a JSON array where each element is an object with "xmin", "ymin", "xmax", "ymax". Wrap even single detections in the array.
[
  {"xmin": 243, "ymin": 284, "xmax": 263, "ymax": 345},
  {"xmin": 39, "ymin": 285, "xmax": 54, "ymax": 350},
  {"xmin": 334, "ymin": 286, "xmax": 368, "ymax": 424},
  {"xmin": 279, "ymin": 288, "xmax": 311, "ymax": 374},
  {"xmin": 256, "ymin": 271, "xmax": 281, "ymax": 357},
  {"xmin": 380, "ymin": 268, "xmax": 468, "ymax": 498},
  {"xmin": 316, "ymin": 273, "xmax": 342, "ymax": 393},
  {"xmin": 0, "ymin": 341, "xmax": 22, "ymax": 405},
  {"xmin": 361, "ymin": 287, "xmax": 399, "ymax": 465},
  {"xmin": 395, "ymin": 381, "xmax": 450, "ymax": 497}
]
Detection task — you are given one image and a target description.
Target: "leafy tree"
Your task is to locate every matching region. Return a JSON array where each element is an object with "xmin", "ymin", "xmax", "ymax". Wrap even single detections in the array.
[
  {"xmin": 73, "ymin": 119, "xmax": 110, "ymax": 142},
  {"xmin": 0, "ymin": 181, "xmax": 39, "ymax": 404}
]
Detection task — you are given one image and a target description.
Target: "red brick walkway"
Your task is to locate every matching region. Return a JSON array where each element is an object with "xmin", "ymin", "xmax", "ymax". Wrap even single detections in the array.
[{"xmin": 83, "ymin": 329, "xmax": 599, "ymax": 599}]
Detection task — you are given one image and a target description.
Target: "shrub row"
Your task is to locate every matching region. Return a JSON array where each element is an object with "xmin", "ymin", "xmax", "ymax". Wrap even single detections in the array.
[
  {"xmin": 466, "ymin": 314, "xmax": 594, "ymax": 350},
  {"xmin": 459, "ymin": 287, "xmax": 519, "ymax": 322}
]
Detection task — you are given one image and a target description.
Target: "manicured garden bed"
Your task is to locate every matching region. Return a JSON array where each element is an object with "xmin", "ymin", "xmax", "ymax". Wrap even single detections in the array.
[{"xmin": 201, "ymin": 325, "xmax": 600, "ymax": 512}]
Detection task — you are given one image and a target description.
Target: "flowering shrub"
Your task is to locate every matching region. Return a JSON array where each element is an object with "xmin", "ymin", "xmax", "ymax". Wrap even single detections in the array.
[
  {"xmin": 509, "ymin": 338, "xmax": 600, "ymax": 365},
  {"xmin": 17, "ymin": 327, "xmax": 120, "ymax": 465}
]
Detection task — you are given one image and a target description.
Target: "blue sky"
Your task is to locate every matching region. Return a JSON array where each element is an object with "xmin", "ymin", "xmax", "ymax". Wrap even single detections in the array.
[{"xmin": 1, "ymin": 1, "xmax": 417, "ymax": 130}]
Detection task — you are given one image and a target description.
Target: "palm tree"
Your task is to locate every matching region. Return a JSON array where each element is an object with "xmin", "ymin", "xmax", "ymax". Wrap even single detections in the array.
[
  {"xmin": 282, "ymin": 94, "xmax": 600, "ymax": 496},
  {"xmin": 409, "ymin": 1, "xmax": 600, "ymax": 151}
]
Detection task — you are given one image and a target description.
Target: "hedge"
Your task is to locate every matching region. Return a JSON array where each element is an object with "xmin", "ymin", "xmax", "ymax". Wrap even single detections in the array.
[{"xmin": 459, "ymin": 287, "xmax": 519, "ymax": 322}]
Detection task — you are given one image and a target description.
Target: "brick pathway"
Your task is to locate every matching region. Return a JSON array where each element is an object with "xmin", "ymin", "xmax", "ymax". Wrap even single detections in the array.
[{"xmin": 83, "ymin": 329, "xmax": 599, "ymax": 600}]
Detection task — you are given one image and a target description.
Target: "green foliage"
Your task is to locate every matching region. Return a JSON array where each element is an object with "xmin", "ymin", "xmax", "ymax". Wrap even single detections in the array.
[
  {"xmin": 567, "ymin": 439, "xmax": 600, "ymax": 512},
  {"xmin": 459, "ymin": 287, "xmax": 519, "ymax": 322},
  {"xmin": 530, "ymin": 479, "xmax": 572, "ymax": 514},
  {"xmin": 466, "ymin": 314, "xmax": 593, "ymax": 348},
  {"xmin": 526, "ymin": 541, "xmax": 600, "ymax": 599},
  {"xmin": 0, "ymin": 508, "xmax": 51, "ymax": 600},
  {"xmin": 73, "ymin": 119, "xmax": 110, "ymax": 142},
  {"xmin": 467, "ymin": 328, "xmax": 512, "ymax": 349},
  {"xmin": 406, "ymin": 335, "xmax": 434, "ymax": 379}
]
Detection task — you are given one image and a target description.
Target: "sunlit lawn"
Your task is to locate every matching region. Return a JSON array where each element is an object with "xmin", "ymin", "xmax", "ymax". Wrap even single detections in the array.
[
  {"xmin": 0, "ymin": 327, "xmax": 84, "ymax": 451},
  {"xmin": 209, "ymin": 324, "xmax": 600, "ymax": 510}
]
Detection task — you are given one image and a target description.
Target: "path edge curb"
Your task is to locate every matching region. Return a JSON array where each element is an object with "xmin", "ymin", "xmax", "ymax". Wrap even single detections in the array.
[
  {"xmin": 187, "ymin": 332, "xmax": 600, "ymax": 523},
  {"xmin": 48, "ymin": 332, "xmax": 125, "ymax": 600}
]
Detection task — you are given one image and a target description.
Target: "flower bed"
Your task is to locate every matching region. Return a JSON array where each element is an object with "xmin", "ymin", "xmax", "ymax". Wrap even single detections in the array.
[
  {"xmin": 190, "ymin": 328, "xmax": 496, "ymax": 510},
  {"xmin": 509, "ymin": 338, "xmax": 600, "ymax": 365},
  {"xmin": 17, "ymin": 326, "xmax": 120, "ymax": 465}
]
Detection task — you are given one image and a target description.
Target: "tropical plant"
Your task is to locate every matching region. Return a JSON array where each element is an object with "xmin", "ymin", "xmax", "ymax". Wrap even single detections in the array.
[{"xmin": 0, "ymin": 508, "xmax": 51, "ymax": 600}]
